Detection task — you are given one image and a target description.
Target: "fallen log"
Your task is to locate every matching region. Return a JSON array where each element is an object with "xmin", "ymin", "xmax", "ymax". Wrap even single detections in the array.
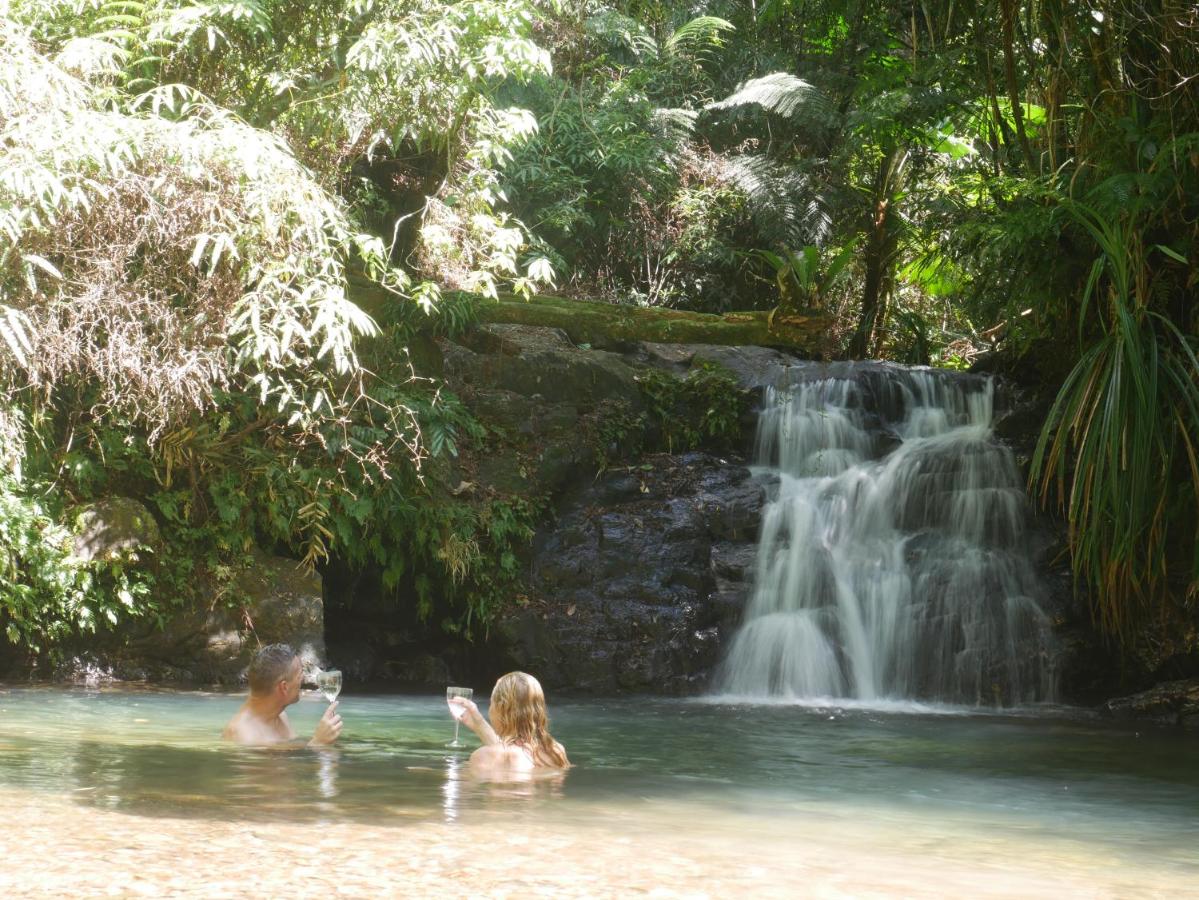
[
  {"xmin": 476, "ymin": 294, "xmax": 826, "ymax": 353},
  {"xmin": 349, "ymin": 274, "xmax": 828, "ymax": 353}
]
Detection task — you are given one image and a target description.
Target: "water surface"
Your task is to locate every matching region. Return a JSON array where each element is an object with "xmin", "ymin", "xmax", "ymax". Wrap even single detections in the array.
[{"xmin": 1, "ymin": 687, "xmax": 1196, "ymax": 897}]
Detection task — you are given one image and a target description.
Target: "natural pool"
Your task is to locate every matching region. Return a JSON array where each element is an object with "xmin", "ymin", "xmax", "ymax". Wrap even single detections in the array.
[{"xmin": 1, "ymin": 687, "xmax": 1197, "ymax": 898}]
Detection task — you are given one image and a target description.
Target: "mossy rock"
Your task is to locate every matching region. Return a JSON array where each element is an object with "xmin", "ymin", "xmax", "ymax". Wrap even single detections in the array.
[{"xmin": 71, "ymin": 497, "xmax": 160, "ymax": 562}]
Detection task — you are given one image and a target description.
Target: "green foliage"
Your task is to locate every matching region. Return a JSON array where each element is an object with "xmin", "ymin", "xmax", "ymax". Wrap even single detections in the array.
[
  {"xmin": 0, "ymin": 473, "xmax": 153, "ymax": 656},
  {"xmin": 13, "ymin": 0, "xmax": 558, "ymax": 298},
  {"xmin": 643, "ymin": 361, "xmax": 747, "ymax": 451},
  {"xmin": 1030, "ymin": 198, "xmax": 1199, "ymax": 639},
  {"xmin": 752, "ymin": 244, "xmax": 854, "ymax": 311},
  {"xmin": 5, "ymin": 0, "xmax": 1199, "ymax": 654},
  {"xmin": 0, "ymin": 3, "xmax": 556, "ymax": 650},
  {"xmin": 595, "ymin": 360, "xmax": 749, "ymax": 467},
  {"xmin": 0, "ymin": 21, "xmax": 385, "ymax": 432}
]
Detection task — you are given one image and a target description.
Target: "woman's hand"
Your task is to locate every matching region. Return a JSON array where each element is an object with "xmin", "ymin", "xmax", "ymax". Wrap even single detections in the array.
[
  {"xmin": 449, "ymin": 697, "xmax": 501, "ymax": 745},
  {"xmin": 449, "ymin": 696, "xmax": 484, "ymax": 731}
]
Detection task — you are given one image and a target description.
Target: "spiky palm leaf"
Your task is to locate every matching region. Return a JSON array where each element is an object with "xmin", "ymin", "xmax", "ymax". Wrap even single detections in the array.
[{"xmin": 1030, "ymin": 199, "xmax": 1199, "ymax": 638}]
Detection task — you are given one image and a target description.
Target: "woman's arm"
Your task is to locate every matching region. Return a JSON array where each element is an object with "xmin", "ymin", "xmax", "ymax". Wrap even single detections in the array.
[{"xmin": 449, "ymin": 697, "xmax": 501, "ymax": 746}]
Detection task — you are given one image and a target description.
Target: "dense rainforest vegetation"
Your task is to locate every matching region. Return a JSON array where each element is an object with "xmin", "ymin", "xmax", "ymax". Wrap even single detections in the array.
[{"xmin": 0, "ymin": 0, "xmax": 1195, "ymax": 667}]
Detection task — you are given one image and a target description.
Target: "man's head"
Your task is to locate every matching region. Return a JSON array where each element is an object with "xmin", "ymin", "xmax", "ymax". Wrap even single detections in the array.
[{"xmin": 247, "ymin": 643, "xmax": 302, "ymax": 705}]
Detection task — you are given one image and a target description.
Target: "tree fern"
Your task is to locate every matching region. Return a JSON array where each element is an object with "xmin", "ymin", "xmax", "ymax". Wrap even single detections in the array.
[
  {"xmin": 649, "ymin": 106, "xmax": 697, "ymax": 149},
  {"xmin": 718, "ymin": 154, "xmax": 830, "ymax": 248},
  {"xmin": 707, "ymin": 71, "xmax": 822, "ymax": 120},
  {"xmin": 661, "ymin": 15, "xmax": 733, "ymax": 61}
]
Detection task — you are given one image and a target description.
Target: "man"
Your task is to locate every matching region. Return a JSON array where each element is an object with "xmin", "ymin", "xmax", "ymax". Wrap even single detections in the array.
[{"xmin": 222, "ymin": 643, "xmax": 342, "ymax": 747}]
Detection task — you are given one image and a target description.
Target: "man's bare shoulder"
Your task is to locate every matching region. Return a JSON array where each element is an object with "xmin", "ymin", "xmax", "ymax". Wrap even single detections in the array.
[
  {"xmin": 222, "ymin": 706, "xmax": 294, "ymax": 746},
  {"xmin": 222, "ymin": 708, "xmax": 261, "ymax": 744}
]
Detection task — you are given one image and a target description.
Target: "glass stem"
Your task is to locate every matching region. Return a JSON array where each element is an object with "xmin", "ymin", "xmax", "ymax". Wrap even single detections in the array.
[{"xmin": 454, "ymin": 720, "xmax": 461, "ymax": 744}]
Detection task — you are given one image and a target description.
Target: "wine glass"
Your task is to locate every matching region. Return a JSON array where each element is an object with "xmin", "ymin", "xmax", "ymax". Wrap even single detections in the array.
[
  {"xmin": 318, "ymin": 669, "xmax": 342, "ymax": 704},
  {"xmin": 446, "ymin": 686, "xmax": 473, "ymax": 748}
]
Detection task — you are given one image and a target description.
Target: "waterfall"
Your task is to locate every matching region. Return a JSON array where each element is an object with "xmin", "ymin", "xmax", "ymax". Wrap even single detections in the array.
[{"xmin": 716, "ymin": 364, "xmax": 1055, "ymax": 705}]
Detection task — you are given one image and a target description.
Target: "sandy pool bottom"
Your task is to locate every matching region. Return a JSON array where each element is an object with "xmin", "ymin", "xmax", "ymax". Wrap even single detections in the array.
[{"xmin": 1, "ymin": 785, "xmax": 1190, "ymax": 899}]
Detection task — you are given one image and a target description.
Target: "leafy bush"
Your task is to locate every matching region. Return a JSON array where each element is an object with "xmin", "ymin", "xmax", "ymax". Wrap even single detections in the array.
[
  {"xmin": 0, "ymin": 473, "xmax": 153, "ymax": 654},
  {"xmin": 595, "ymin": 360, "xmax": 749, "ymax": 468},
  {"xmin": 0, "ymin": 21, "xmax": 383, "ymax": 435}
]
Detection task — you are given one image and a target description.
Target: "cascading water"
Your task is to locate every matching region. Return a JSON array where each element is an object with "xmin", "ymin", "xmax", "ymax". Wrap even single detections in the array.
[{"xmin": 717, "ymin": 364, "xmax": 1055, "ymax": 705}]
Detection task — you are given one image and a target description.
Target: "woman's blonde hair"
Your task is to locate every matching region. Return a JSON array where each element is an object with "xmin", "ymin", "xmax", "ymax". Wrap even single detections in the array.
[{"xmin": 490, "ymin": 671, "xmax": 570, "ymax": 768}]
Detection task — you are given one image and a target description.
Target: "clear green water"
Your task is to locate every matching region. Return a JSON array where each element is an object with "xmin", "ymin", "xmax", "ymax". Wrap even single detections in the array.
[{"xmin": 2, "ymin": 687, "xmax": 1197, "ymax": 894}]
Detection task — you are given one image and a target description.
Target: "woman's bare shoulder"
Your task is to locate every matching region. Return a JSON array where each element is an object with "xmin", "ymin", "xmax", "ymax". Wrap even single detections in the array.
[{"xmin": 469, "ymin": 743, "xmax": 535, "ymax": 771}]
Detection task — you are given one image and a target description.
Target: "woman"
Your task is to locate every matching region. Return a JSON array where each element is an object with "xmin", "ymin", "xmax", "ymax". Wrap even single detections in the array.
[{"xmin": 450, "ymin": 671, "xmax": 570, "ymax": 771}]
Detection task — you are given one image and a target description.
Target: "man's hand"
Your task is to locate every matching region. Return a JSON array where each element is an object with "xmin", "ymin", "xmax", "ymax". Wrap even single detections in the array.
[{"xmin": 309, "ymin": 701, "xmax": 342, "ymax": 747}]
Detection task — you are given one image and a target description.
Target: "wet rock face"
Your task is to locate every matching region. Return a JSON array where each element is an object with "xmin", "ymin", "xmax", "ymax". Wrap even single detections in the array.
[{"xmin": 492, "ymin": 452, "xmax": 767, "ymax": 694}]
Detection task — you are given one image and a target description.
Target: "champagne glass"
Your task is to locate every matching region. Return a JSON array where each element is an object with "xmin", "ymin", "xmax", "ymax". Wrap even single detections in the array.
[
  {"xmin": 319, "ymin": 669, "xmax": 342, "ymax": 704},
  {"xmin": 446, "ymin": 686, "xmax": 473, "ymax": 748}
]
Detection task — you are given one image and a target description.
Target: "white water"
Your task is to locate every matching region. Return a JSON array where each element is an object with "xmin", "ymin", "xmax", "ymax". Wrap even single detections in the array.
[{"xmin": 718, "ymin": 365, "xmax": 1055, "ymax": 704}]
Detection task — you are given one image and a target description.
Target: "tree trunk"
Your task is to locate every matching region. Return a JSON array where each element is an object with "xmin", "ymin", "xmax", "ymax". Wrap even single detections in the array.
[
  {"xmin": 849, "ymin": 147, "xmax": 907, "ymax": 359},
  {"xmin": 1000, "ymin": 0, "xmax": 1035, "ymax": 170}
]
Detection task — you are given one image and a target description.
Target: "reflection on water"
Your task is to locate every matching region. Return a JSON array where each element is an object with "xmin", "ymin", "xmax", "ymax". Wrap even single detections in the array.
[
  {"xmin": 442, "ymin": 753, "xmax": 462, "ymax": 822},
  {"xmin": 1, "ymin": 686, "xmax": 1198, "ymax": 896}
]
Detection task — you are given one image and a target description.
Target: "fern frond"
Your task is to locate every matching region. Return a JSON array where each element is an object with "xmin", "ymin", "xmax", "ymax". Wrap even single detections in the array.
[
  {"xmin": 649, "ymin": 106, "xmax": 697, "ymax": 148},
  {"xmin": 707, "ymin": 71, "xmax": 819, "ymax": 119},
  {"xmin": 717, "ymin": 155, "xmax": 829, "ymax": 247},
  {"xmin": 662, "ymin": 16, "xmax": 734, "ymax": 60},
  {"xmin": 584, "ymin": 8, "xmax": 658, "ymax": 60}
]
